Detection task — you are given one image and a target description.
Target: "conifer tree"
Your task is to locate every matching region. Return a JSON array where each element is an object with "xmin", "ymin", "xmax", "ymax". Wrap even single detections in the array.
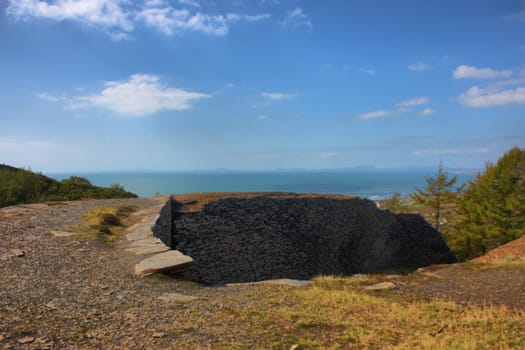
[
  {"xmin": 456, "ymin": 147, "xmax": 525, "ymax": 258},
  {"xmin": 411, "ymin": 162, "xmax": 458, "ymax": 231}
]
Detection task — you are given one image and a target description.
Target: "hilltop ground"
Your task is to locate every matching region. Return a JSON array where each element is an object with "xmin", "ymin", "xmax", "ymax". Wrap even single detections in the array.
[{"xmin": 0, "ymin": 196, "xmax": 524, "ymax": 349}]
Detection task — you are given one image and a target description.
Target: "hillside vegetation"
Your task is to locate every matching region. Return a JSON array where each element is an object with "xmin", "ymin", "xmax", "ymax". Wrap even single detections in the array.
[
  {"xmin": 0, "ymin": 164, "xmax": 137, "ymax": 208},
  {"xmin": 382, "ymin": 146, "xmax": 525, "ymax": 261}
]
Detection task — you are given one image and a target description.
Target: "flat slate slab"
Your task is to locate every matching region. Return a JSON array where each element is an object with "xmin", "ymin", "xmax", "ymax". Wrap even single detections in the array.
[
  {"xmin": 125, "ymin": 244, "xmax": 169, "ymax": 255},
  {"xmin": 226, "ymin": 279, "xmax": 310, "ymax": 287},
  {"xmin": 125, "ymin": 223, "xmax": 153, "ymax": 241},
  {"xmin": 49, "ymin": 230, "xmax": 77, "ymax": 237},
  {"xmin": 135, "ymin": 250, "xmax": 193, "ymax": 276},
  {"xmin": 157, "ymin": 292, "xmax": 198, "ymax": 302}
]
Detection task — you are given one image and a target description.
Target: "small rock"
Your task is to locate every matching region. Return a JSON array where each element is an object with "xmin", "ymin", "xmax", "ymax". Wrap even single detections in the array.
[
  {"xmin": 17, "ymin": 337, "xmax": 34, "ymax": 344},
  {"xmin": 11, "ymin": 249, "xmax": 25, "ymax": 257},
  {"xmin": 290, "ymin": 345, "xmax": 301, "ymax": 350},
  {"xmin": 157, "ymin": 293, "xmax": 198, "ymax": 302},
  {"xmin": 0, "ymin": 334, "xmax": 4, "ymax": 342},
  {"xmin": 152, "ymin": 332, "xmax": 166, "ymax": 338},
  {"xmin": 135, "ymin": 250, "xmax": 193, "ymax": 276},
  {"xmin": 363, "ymin": 281, "xmax": 396, "ymax": 291},
  {"xmin": 421, "ymin": 272, "xmax": 443, "ymax": 279},
  {"xmin": 49, "ymin": 230, "xmax": 76, "ymax": 237}
]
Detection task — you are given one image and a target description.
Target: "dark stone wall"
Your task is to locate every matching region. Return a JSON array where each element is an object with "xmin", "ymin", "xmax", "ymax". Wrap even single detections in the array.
[{"xmin": 156, "ymin": 195, "xmax": 456, "ymax": 284}]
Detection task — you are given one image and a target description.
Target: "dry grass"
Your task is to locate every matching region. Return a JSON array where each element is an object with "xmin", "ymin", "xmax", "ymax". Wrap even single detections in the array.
[
  {"xmin": 203, "ymin": 275, "xmax": 525, "ymax": 349},
  {"xmin": 67, "ymin": 204, "xmax": 138, "ymax": 241}
]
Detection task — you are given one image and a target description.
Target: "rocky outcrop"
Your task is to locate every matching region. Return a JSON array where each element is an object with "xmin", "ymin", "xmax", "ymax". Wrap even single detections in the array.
[{"xmin": 153, "ymin": 194, "xmax": 456, "ymax": 285}]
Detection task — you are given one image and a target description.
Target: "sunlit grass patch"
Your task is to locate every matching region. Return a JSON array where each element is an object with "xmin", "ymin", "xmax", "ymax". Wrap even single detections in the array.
[
  {"xmin": 209, "ymin": 275, "xmax": 525, "ymax": 349},
  {"xmin": 67, "ymin": 204, "xmax": 138, "ymax": 242}
]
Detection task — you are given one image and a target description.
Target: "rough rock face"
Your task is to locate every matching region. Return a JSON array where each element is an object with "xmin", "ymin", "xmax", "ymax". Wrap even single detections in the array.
[{"xmin": 153, "ymin": 195, "xmax": 456, "ymax": 285}]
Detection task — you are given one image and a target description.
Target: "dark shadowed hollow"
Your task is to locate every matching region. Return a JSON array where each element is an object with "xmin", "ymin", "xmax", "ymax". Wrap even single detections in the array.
[{"xmin": 153, "ymin": 194, "xmax": 456, "ymax": 285}]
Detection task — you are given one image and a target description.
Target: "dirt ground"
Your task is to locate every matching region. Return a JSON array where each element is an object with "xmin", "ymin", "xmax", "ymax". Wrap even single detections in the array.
[{"xmin": 1, "ymin": 197, "xmax": 524, "ymax": 349}]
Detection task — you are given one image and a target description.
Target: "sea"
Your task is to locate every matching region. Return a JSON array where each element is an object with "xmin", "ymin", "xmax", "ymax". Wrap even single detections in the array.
[{"xmin": 48, "ymin": 170, "xmax": 476, "ymax": 200}]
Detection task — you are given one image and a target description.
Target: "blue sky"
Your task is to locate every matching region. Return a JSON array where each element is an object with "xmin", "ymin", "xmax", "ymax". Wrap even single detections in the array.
[{"xmin": 0, "ymin": 0, "xmax": 524, "ymax": 172}]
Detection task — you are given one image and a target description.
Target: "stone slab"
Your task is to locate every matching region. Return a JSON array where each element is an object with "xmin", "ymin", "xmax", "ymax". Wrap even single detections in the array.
[
  {"xmin": 49, "ymin": 230, "xmax": 77, "ymax": 238},
  {"xmin": 226, "ymin": 279, "xmax": 310, "ymax": 287},
  {"xmin": 125, "ymin": 245, "xmax": 169, "ymax": 255},
  {"xmin": 363, "ymin": 281, "xmax": 396, "ymax": 291},
  {"xmin": 129, "ymin": 237, "xmax": 164, "ymax": 247},
  {"xmin": 157, "ymin": 292, "xmax": 198, "ymax": 302},
  {"xmin": 135, "ymin": 250, "xmax": 193, "ymax": 276},
  {"xmin": 125, "ymin": 223, "xmax": 153, "ymax": 241}
]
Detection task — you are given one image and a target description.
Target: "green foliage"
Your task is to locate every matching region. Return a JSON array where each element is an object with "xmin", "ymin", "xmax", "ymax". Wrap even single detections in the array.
[
  {"xmin": 380, "ymin": 191, "xmax": 411, "ymax": 213},
  {"xmin": 0, "ymin": 164, "xmax": 137, "ymax": 208},
  {"xmin": 453, "ymin": 147, "xmax": 525, "ymax": 260},
  {"xmin": 411, "ymin": 162, "xmax": 460, "ymax": 231}
]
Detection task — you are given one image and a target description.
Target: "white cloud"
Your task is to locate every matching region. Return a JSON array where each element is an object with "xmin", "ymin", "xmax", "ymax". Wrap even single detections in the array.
[
  {"xmin": 453, "ymin": 65, "xmax": 512, "ymax": 80},
  {"xmin": 226, "ymin": 13, "xmax": 271, "ymax": 22},
  {"xmin": 7, "ymin": 0, "xmax": 133, "ymax": 38},
  {"xmin": 257, "ymin": 115, "xmax": 269, "ymax": 120},
  {"xmin": 358, "ymin": 67, "xmax": 376, "ymax": 75},
  {"xmin": 136, "ymin": 7, "xmax": 192, "ymax": 35},
  {"xmin": 282, "ymin": 7, "xmax": 311, "ymax": 29},
  {"xmin": 413, "ymin": 148, "xmax": 489, "ymax": 156},
  {"xmin": 67, "ymin": 74, "xmax": 210, "ymax": 116},
  {"xmin": 458, "ymin": 86, "xmax": 525, "ymax": 107},
  {"xmin": 356, "ymin": 96, "xmax": 434, "ymax": 120},
  {"xmin": 261, "ymin": 92, "xmax": 297, "ymax": 100},
  {"xmin": 419, "ymin": 108, "xmax": 437, "ymax": 116},
  {"xmin": 35, "ymin": 92, "xmax": 66, "ymax": 102},
  {"xmin": 7, "ymin": 0, "xmax": 270, "ymax": 38},
  {"xmin": 505, "ymin": 9, "xmax": 525, "ymax": 21},
  {"xmin": 408, "ymin": 62, "xmax": 431, "ymax": 71},
  {"xmin": 397, "ymin": 96, "xmax": 430, "ymax": 107},
  {"xmin": 178, "ymin": 0, "xmax": 200, "ymax": 8},
  {"xmin": 355, "ymin": 108, "xmax": 407, "ymax": 120}
]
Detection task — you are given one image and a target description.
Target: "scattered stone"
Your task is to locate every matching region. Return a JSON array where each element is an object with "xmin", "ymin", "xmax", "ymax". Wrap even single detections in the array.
[
  {"xmin": 10, "ymin": 249, "xmax": 25, "ymax": 257},
  {"xmin": 290, "ymin": 345, "xmax": 301, "ymax": 350},
  {"xmin": 0, "ymin": 335, "xmax": 4, "ymax": 342},
  {"xmin": 152, "ymin": 332, "xmax": 166, "ymax": 338},
  {"xmin": 17, "ymin": 337, "xmax": 34, "ymax": 344},
  {"xmin": 364, "ymin": 281, "xmax": 396, "ymax": 291},
  {"xmin": 157, "ymin": 293, "xmax": 198, "ymax": 302},
  {"xmin": 134, "ymin": 250, "xmax": 193, "ymax": 276},
  {"xmin": 125, "ymin": 245, "xmax": 169, "ymax": 255},
  {"xmin": 421, "ymin": 272, "xmax": 444, "ymax": 279},
  {"xmin": 226, "ymin": 279, "xmax": 310, "ymax": 287},
  {"xmin": 49, "ymin": 230, "xmax": 76, "ymax": 237},
  {"xmin": 125, "ymin": 223, "xmax": 153, "ymax": 241}
]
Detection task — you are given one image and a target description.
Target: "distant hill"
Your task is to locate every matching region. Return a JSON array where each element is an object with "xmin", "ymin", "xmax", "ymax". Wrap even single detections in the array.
[{"xmin": 0, "ymin": 164, "xmax": 137, "ymax": 208}]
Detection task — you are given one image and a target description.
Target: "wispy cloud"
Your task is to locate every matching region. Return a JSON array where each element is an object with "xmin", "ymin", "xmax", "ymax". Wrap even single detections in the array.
[
  {"xmin": 397, "ymin": 96, "xmax": 430, "ymax": 107},
  {"xmin": 35, "ymin": 92, "xmax": 67, "ymax": 102},
  {"xmin": 505, "ymin": 8, "xmax": 525, "ymax": 21},
  {"xmin": 355, "ymin": 108, "xmax": 408, "ymax": 120},
  {"xmin": 62, "ymin": 74, "xmax": 210, "ymax": 116},
  {"xmin": 261, "ymin": 92, "xmax": 297, "ymax": 100},
  {"xmin": 413, "ymin": 148, "xmax": 489, "ymax": 156},
  {"xmin": 358, "ymin": 67, "xmax": 377, "ymax": 75},
  {"xmin": 453, "ymin": 65, "xmax": 512, "ymax": 80},
  {"xmin": 408, "ymin": 62, "xmax": 431, "ymax": 71},
  {"xmin": 458, "ymin": 86, "xmax": 525, "ymax": 107},
  {"xmin": 282, "ymin": 7, "xmax": 311, "ymax": 29},
  {"xmin": 419, "ymin": 108, "xmax": 437, "ymax": 116},
  {"xmin": 257, "ymin": 115, "xmax": 269, "ymax": 120},
  {"xmin": 178, "ymin": 0, "xmax": 200, "ymax": 8},
  {"xmin": 7, "ymin": 0, "xmax": 133, "ymax": 40},
  {"xmin": 356, "ymin": 96, "xmax": 434, "ymax": 120},
  {"xmin": 457, "ymin": 69, "xmax": 525, "ymax": 107},
  {"xmin": 6, "ymin": 0, "xmax": 271, "ymax": 38}
]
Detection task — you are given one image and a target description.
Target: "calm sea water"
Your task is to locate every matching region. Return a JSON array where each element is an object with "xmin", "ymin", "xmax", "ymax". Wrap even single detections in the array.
[{"xmin": 49, "ymin": 171, "xmax": 475, "ymax": 200}]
